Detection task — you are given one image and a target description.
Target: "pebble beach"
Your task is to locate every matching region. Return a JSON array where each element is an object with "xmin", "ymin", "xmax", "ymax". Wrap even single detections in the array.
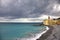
[{"xmin": 37, "ymin": 25, "xmax": 60, "ymax": 40}]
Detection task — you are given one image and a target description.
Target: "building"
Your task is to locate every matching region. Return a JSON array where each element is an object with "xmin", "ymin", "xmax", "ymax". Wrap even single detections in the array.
[
  {"xmin": 43, "ymin": 16, "xmax": 60, "ymax": 26},
  {"xmin": 56, "ymin": 18, "xmax": 60, "ymax": 25}
]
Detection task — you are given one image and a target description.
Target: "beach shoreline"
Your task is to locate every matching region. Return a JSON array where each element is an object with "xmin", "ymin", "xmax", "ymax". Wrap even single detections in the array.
[{"xmin": 36, "ymin": 26, "xmax": 54, "ymax": 40}]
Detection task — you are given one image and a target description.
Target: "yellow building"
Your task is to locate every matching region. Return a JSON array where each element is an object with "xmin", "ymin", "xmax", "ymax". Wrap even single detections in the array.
[
  {"xmin": 56, "ymin": 18, "xmax": 60, "ymax": 25},
  {"xmin": 43, "ymin": 16, "xmax": 58, "ymax": 26},
  {"xmin": 43, "ymin": 19, "xmax": 49, "ymax": 26}
]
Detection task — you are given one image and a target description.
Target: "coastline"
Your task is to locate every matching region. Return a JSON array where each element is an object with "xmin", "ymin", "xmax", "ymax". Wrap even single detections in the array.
[
  {"xmin": 36, "ymin": 26, "xmax": 54, "ymax": 40},
  {"xmin": 34, "ymin": 26, "xmax": 49, "ymax": 40}
]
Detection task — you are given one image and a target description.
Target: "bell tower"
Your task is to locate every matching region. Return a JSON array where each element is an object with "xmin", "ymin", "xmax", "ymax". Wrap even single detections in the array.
[
  {"xmin": 48, "ymin": 16, "xmax": 50, "ymax": 25},
  {"xmin": 48, "ymin": 16, "xmax": 50, "ymax": 20}
]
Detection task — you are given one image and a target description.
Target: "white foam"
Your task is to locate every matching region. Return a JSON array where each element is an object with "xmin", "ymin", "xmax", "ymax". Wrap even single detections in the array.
[
  {"xmin": 16, "ymin": 26, "xmax": 49, "ymax": 40},
  {"xmin": 35, "ymin": 26, "xmax": 49, "ymax": 39}
]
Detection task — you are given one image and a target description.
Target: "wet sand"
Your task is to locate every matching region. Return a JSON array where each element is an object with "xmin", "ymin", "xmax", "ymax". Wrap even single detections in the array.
[{"xmin": 37, "ymin": 25, "xmax": 60, "ymax": 40}]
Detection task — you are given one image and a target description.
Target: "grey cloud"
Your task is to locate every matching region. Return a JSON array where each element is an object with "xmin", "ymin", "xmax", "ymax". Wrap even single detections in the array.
[
  {"xmin": 0, "ymin": 0, "xmax": 60, "ymax": 19},
  {"xmin": 42, "ymin": 0, "xmax": 60, "ymax": 16},
  {"xmin": 57, "ymin": 0, "xmax": 60, "ymax": 4}
]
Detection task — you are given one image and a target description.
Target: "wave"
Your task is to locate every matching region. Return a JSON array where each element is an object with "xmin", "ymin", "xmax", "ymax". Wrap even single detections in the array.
[{"xmin": 16, "ymin": 26, "xmax": 49, "ymax": 40}]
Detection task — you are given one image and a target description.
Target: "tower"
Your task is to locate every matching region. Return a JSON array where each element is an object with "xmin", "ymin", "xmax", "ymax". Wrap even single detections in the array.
[
  {"xmin": 48, "ymin": 16, "xmax": 50, "ymax": 20},
  {"xmin": 48, "ymin": 16, "xmax": 50, "ymax": 25}
]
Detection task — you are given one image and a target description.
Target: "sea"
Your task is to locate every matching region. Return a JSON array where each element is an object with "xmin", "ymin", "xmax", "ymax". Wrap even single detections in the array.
[{"xmin": 0, "ymin": 23, "xmax": 49, "ymax": 40}]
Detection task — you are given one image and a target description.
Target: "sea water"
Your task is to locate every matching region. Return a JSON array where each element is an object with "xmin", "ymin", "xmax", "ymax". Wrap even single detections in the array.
[{"xmin": 0, "ymin": 23, "xmax": 48, "ymax": 40}]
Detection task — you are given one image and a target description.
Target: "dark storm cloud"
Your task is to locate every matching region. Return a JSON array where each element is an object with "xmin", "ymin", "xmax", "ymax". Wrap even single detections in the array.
[
  {"xmin": 57, "ymin": 0, "xmax": 60, "ymax": 3},
  {"xmin": 0, "ymin": 0, "xmax": 60, "ymax": 19},
  {"xmin": 42, "ymin": 0, "xmax": 60, "ymax": 16},
  {"xmin": 0, "ymin": 0, "xmax": 49, "ymax": 18}
]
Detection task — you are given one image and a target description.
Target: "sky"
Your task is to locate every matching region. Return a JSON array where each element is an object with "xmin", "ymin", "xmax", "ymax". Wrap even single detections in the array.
[{"xmin": 0, "ymin": 0, "xmax": 60, "ymax": 22}]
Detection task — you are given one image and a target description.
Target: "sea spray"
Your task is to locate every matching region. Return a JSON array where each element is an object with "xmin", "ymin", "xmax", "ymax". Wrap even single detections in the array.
[{"xmin": 36, "ymin": 26, "xmax": 49, "ymax": 40}]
